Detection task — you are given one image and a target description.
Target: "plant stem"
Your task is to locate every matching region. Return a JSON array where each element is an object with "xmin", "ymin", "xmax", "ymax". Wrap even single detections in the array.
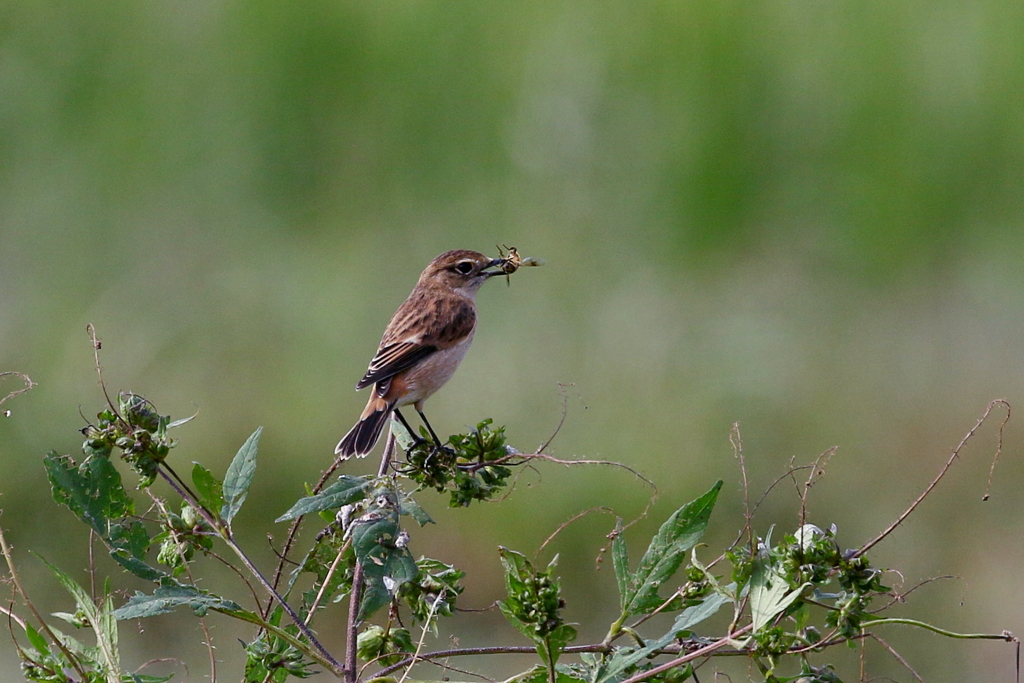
[
  {"xmin": 224, "ymin": 606, "xmax": 343, "ymax": 672},
  {"xmin": 0, "ymin": 524, "xmax": 90, "ymax": 681},
  {"xmin": 373, "ymin": 643, "xmax": 614, "ymax": 679},
  {"xmin": 346, "ymin": 561, "xmax": 364, "ymax": 683},
  {"xmin": 860, "ymin": 617, "xmax": 1016, "ymax": 641},
  {"xmin": 157, "ymin": 466, "xmax": 347, "ymax": 677},
  {"xmin": 267, "ymin": 458, "xmax": 343, "ymax": 613},
  {"xmin": 602, "ymin": 613, "xmax": 627, "ymax": 646},
  {"xmin": 617, "ymin": 624, "xmax": 753, "ymax": 683},
  {"xmin": 305, "ymin": 537, "xmax": 352, "ymax": 627}
]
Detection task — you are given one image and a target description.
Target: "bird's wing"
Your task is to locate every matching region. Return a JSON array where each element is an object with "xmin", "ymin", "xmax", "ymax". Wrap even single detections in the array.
[
  {"xmin": 355, "ymin": 342, "xmax": 436, "ymax": 390},
  {"xmin": 355, "ymin": 297, "xmax": 476, "ymax": 390}
]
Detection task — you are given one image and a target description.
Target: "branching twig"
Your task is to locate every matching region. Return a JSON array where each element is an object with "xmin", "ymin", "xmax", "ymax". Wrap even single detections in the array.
[
  {"xmin": 535, "ymin": 505, "xmax": 609, "ymax": 556},
  {"xmin": 154, "ymin": 467, "xmax": 346, "ymax": 676},
  {"xmin": 146, "ymin": 493, "xmax": 219, "ymax": 683},
  {"xmin": 86, "ymin": 324, "xmax": 119, "ymax": 418},
  {"xmin": 267, "ymin": 440, "xmax": 352, "ymax": 613},
  {"xmin": 536, "ymin": 382, "xmax": 579, "ymax": 454},
  {"xmin": 0, "ymin": 524, "xmax": 90, "ymax": 680},
  {"xmin": 0, "ymin": 372, "xmax": 35, "ymax": 416},
  {"xmin": 868, "ymin": 633, "xmax": 925, "ymax": 683},
  {"xmin": 798, "ymin": 446, "xmax": 837, "ymax": 529},
  {"xmin": 855, "ymin": 399, "xmax": 1011, "ymax": 558},
  {"xmin": 397, "ymin": 592, "xmax": 446, "ymax": 683},
  {"xmin": 373, "ymin": 643, "xmax": 614, "ymax": 679},
  {"xmin": 616, "ymin": 624, "xmax": 754, "ymax": 683},
  {"xmin": 0, "ymin": 604, "xmax": 27, "ymax": 631},
  {"xmin": 730, "ymin": 423, "xmax": 755, "ymax": 556},
  {"xmin": 304, "ymin": 537, "xmax": 351, "ymax": 627}
]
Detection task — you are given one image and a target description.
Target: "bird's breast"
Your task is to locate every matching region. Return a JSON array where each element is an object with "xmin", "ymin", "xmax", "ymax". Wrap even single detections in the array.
[{"xmin": 393, "ymin": 331, "xmax": 475, "ymax": 407}]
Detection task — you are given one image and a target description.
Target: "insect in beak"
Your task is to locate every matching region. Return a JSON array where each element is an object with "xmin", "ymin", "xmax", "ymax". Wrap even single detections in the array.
[{"xmin": 490, "ymin": 245, "xmax": 544, "ymax": 285}]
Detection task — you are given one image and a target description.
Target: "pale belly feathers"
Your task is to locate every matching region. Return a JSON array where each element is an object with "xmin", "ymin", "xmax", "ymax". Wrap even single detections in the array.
[{"xmin": 394, "ymin": 331, "xmax": 475, "ymax": 409}]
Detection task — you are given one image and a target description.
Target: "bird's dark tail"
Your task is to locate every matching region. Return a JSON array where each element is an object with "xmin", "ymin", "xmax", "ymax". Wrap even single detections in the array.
[{"xmin": 335, "ymin": 397, "xmax": 394, "ymax": 459}]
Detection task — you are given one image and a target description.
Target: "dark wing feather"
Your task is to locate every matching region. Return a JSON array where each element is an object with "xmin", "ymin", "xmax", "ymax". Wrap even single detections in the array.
[
  {"xmin": 354, "ymin": 294, "xmax": 477, "ymax": 391},
  {"xmin": 355, "ymin": 342, "xmax": 436, "ymax": 390}
]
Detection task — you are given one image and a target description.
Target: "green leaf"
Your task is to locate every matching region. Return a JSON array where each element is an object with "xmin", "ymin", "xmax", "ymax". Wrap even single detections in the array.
[
  {"xmin": 497, "ymin": 547, "xmax": 536, "ymax": 639},
  {"xmin": 499, "ymin": 546, "xmax": 531, "ymax": 587},
  {"xmin": 497, "ymin": 600, "xmax": 539, "ymax": 643},
  {"xmin": 191, "ymin": 462, "xmax": 225, "ymax": 515},
  {"xmin": 611, "ymin": 518, "xmax": 630, "ymax": 612},
  {"xmin": 623, "ymin": 481, "xmax": 722, "ymax": 616},
  {"xmin": 512, "ymin": 665, "xmax": 588, "ymax": 683},
  {"xmin": 23, "ymin": 621, "xmax": 49, "ymax": 655},
  {"xmin": 538, "ymin": 623, "xmax": 577, "ymax": 666},
  {"xmin": 113, "ymin": 580, "xmax": 245, "ymax": 620},
  {"xmin": 750, "ymin": 556, "xmax": 809, "ymax": 632},
  {"xmin": 595, "ymin": 592, "xmax": 728, "ymax": 683},
  {"xmin": 36, "ymin": 554, "xmax": 122, "ymax": 683},
  {"xmin": 222, "ymin": 427, "xmax": 261, "ymax": 524},
  {"xmin": 390, "ymin": 415, "xmax": 416, "ymax": 451},
  {"xmin": 400, "ymin": 494, "xmax": 434, "ymax": 526},
  {"xmin": 352, "ymin": 513, "xmax": 419, "ymax": 620},
  {"xmin": 110, "ymin": 551, "xmax": 166, "ymax": 582},
  {"xmin": 167, "ymin": 412, "xmax": 198, "ymax": 429},
  {"xmin": 275, "ymin": 475, "xmax": 373, "ymax": 522},
  {"xmin": 45, "ymin": 452, "xmax": 134, "ymax": 536},
  {"xmin": 107, "ymin": 520, "xmax": 151, "ymax": 561}
]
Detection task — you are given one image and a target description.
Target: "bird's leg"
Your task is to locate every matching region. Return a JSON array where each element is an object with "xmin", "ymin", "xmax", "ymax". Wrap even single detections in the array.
[
  {"xmin": 393, "ymin": 409, "xmax": 429, "ymax": 451},
  {"xmin": 416, "ymin": 409, "xmax": 453, "ymax": 455}
]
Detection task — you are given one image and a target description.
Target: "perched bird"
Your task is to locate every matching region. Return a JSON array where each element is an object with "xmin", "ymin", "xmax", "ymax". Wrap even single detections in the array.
[{"xmin": 335, "ymin": 250, "xmax": 507, "ymax": 460}]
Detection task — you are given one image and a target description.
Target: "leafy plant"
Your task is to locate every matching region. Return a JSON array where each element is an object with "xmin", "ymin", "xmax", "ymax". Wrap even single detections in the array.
[{"xmin": 0, "ymin": 352, "xmax": 1017, "ymax": 683}]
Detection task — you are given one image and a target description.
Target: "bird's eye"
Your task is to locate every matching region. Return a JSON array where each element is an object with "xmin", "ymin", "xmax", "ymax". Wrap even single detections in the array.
[{"xmin": 454, "ymin": 261, "xmax": 474, "ymax": 275}]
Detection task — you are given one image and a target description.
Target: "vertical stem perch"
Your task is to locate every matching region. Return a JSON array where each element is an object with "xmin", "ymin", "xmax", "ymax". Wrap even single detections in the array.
[{"xmin": 347, "ymin": 561, "xmax": 364, "ymax": 683}]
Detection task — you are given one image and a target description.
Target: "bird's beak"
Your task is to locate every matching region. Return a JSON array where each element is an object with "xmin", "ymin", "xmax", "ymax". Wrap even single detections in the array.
[{"xmin": 483, "ymin": 258, "xmax": 506, "ymax": 277}]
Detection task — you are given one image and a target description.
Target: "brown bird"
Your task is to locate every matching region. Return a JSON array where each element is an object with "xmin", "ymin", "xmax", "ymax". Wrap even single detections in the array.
[{"xmin": 335, "ymin": 250, "xmax": 507, "ymax": 459}]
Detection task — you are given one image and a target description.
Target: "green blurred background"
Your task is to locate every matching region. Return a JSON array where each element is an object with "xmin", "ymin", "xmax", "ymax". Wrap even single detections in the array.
[{"xmin": 2, "ymin": 2, "xmax": 1023, "ymax": 680}]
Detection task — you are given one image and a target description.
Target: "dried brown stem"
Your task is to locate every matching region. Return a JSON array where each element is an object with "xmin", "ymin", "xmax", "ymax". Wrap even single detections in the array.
[
  {"xmin": 0, "ymin": 524, "xmax": 90, "ymax": 680},
  {"xmin": 0, "ymin": 372, "xmax": 35, "ymax": 415},
  {"xmin": 346, "ymin": 561, "xmax": 364, "ymax": 683},
  {"xmin": 855, "ymin": 399, "xmax": 1011, "ymax": 558}
]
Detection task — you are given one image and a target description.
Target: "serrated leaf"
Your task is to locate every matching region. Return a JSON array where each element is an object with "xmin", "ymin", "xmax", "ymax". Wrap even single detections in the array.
[
  {"xmin": 45, "ymin": 452, "xmax": 134, "ymax": 536},
  {"xmin": 107, "ymin": 520, "xmax": 151, "ymax": 560},
  {"xmin": 595, "ymin": 592, "xmax": 729, "ymax": 683},
  {"xmin": 97, "ymin": 594, "xmax": 119, "ymax": 680},
  {"xmin": 611, "ymin": 519, "xmax": 630, "ymax": 612},
  {"xmin": 623, "ymin": 481, "xmax": 722, "ymax": 616},
  {"xmin": 191, "ymin": 462, "xmax": 225, "ymax": 515},
  {"xmin": 110, "ymin": 551, "xmax": 166, "ymax": 582},
  {"xmin": 222, "ymin": 427, "xmax": 261, "ymax": 524},
  {"xmin": 673, "ymin": 590, "xmax": 729, "ymax": 631},
  {"xmin": 275, "ymin": 475, "xmax": 372, "ymax": 522},
  {"xmin": 351, "ymin": 513, "xmax": 419, "ymax": 621},
  {"xmin": 400, "ymin": 494, "xmax": 434, "ymax": 526},
  {"xmin": 750, "ymin": 557, "xmax": 809, "ymax": 631},
  {"xmin": 113, "ymin": 581, "xmax": 244, "ymax": 620},
  {"xmin": 37, "ymin": 555, "xmax": 121, "ymax": 683}
]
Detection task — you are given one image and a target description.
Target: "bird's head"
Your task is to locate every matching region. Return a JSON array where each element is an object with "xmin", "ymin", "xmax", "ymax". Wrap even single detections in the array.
[{"xmin": 420, "ymin": 250, "xmax": 506, "ymax": 296}]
